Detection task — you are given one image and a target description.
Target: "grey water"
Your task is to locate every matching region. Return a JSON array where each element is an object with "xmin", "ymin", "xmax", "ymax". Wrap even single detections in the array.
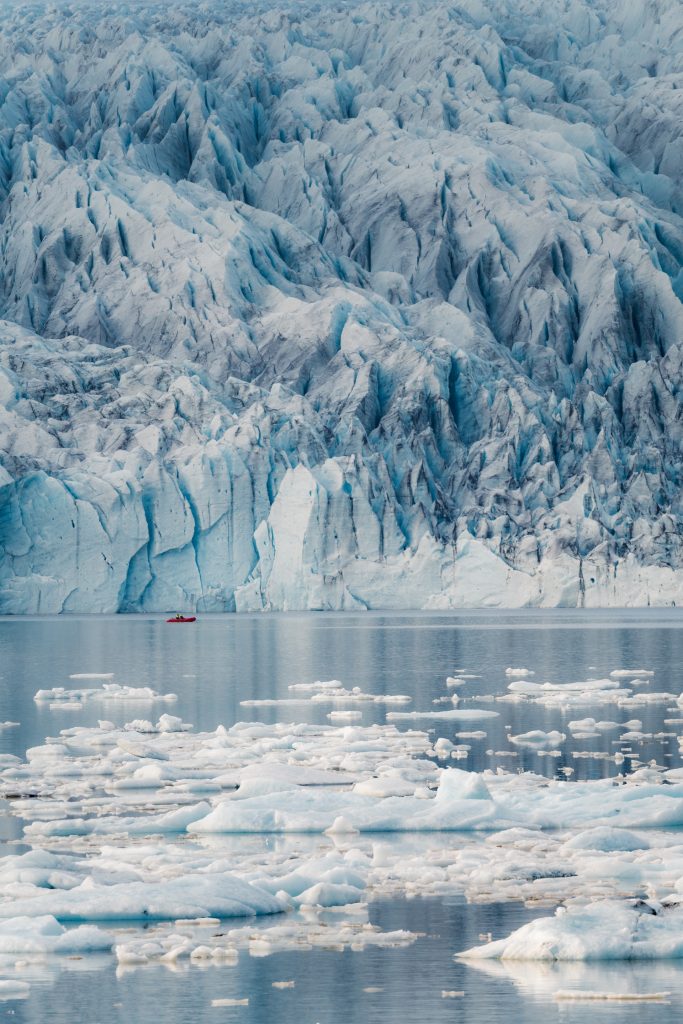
[{"xmin": 2, "ymin": 609, "xmax": 683, "ymax": 1022}]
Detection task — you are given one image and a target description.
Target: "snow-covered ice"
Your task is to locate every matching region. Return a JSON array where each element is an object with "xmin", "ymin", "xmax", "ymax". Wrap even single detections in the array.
[
  {"xmin": 2, "ymin": 0, "xmax": 683, "ymax": 611},
  {"xmin": 457, "ymin": 899, "xmax": 683, "ymax": 961}
]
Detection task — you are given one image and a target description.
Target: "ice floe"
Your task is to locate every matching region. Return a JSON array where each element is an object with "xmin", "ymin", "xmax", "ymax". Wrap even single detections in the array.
[
  {"xmin": 7, "ymin": 718, "xmax": 683, "ymax": 845},
  {"xmin": 1, "ymin": 681, "xmax": 683, "ymax": 975},
  {"xmin": 500, "ymin": 674, "xmax": 674, "ymax": 709},
  {"xmin": 242, "ymin": 685, "xmax": 411, "ymax": 707},
  {"xmin": 116, "ymin": 909, "xmax": 416, "ymax": 967},
  {"xmin": 554, "ymin": 990, "xmax": 670, "ymax": 1001},
  {"xmin": 35, "ymin": 684, "xmax": 177, "ymax": 704},
  {"xmin": 457, "ymin": 899, "xmax": 683, "ymax": 961},
  {"xmin": 509, "ymin": 731, "xmax": 566, "ymax": 749},
  {"xmin": 68, "ymin": 674, "xmax": 115, "ymax": 681},
  {"xmin": 0, "ymin": 915, "xmax": 112, "ymax": 955},
  {"xmin": 386, "ymin": 710, "xmax": 499, "ymax": 722},
  {"xmin": 0, "ymin": 876, "xmax": 286, "ymax": 923}
]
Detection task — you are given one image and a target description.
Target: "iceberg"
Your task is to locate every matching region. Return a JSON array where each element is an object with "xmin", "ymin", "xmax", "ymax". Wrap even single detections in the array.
[
  {"xmin": 457, "ymin": 899, "xmax": 683, "ymax": 961},
  {"xmin": 0, "ymin": 875, "xmax": 287, "ymax": 923}
]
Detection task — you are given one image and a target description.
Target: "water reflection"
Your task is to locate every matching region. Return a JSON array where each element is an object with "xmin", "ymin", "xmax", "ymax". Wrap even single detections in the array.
[
  {"xmin": 2, "ymin": 611, "xmax": 683, "ymax": 1022},
  {"xmin": 12, "ymin": 899, "xmax": 683, "ymax": 1024},
  {"xmin": 1, "ymin": 610, "xmax": 682, "ymax": 777}
]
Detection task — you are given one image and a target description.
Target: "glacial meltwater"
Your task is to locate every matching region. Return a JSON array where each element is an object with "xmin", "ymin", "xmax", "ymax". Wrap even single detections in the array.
[{"xmin": 2, "ymin": 610, "xmax": 683, "ymax": 1022}]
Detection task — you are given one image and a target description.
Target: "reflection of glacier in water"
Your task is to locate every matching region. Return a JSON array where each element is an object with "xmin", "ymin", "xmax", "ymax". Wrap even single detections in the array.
[{"xmin": 1, "ymin": 614, "xmax": 683, "ymax": 1019}]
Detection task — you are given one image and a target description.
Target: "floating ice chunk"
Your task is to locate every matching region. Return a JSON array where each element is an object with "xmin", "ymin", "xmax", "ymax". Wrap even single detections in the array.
[
  {"xmin": 25, "ymin": 801, "xmax": 212, "ymax": 838},
  {"xmin": 386, "ymin": 709, "xmax": 499, "ymax": 721},
  {"xmin": 115, "ymin": 914, "xmax": 416, "ymax": 970},
  {"xmin": 117, "ymin": 738, "xmax": 169, "ymax": 758},
  {"xmin": 436, "ymin": 769, "xmax": 491, "ymax": 802},
  {"xmin": 272, "ymin": 981, "xmax": 295, "ymax": 989},
  {"xmin": 457, "ymin": 900, "xmax": 683, "ymax": 961},
  {"xmin": 157, "ymin": 714, "xmax": 192, "ymax": 733},
  {"xmin": 311, "ymin": 687, "xmax": 410, "ymax": 705},
  {"xmin": 239, "ymin": 764, "xmax": 360, "ymax": 787},
  {"xmin": 484, "ymin": 826, "xmax": 543, "ymax": 845},
  {"xmin": 69, "ymin": 674, "xmax": 114, "ymax": 680},
  {"xmin": 212, "ymin": 999, "xmax": 248, "ymax": 1007},
  {"xmin": 352, "ymin": 778, "xmax": 416, "ymax": 798},
  {"xmin": 0, "ymin": 981, "xmax": 29, "ymax": 999},
  {"xmin": 295, "ymin": 881, "xmax": 364, "ymax": 907},
  {"xmin": 610, "ymin": 670, "xmax": 655, "ymax": 679},
  {"xmin": 288, "ymin": 681, "xmax": 343, "ymax": 693},
  {"xmin": 240, "ymin": 699, "xmax": 313, "ymax": 707},
  {"xmin": 554, "ymin": 991, "xmax": 670, "ymax": 1002},
  {"xmin": 234, "ymin": 777, "xmax": 300, "ymax": 800},
  {"xmin": 561, "ymin": 827, "xmax": 650, "ymax": 852},
  {"xmin": 35, "ymin": 688, "xmax": 75, "ymax": 702},
  {"xmin": 0, "ymin": 915, "xmax": 112, "ymax": 954},
  {"xmin": 35, "ymin": 684, "xmax": 176, "ymax": 703},
  {"xmin": 110, "ymin": 763, "xmax": 175, "ymax": 790},
  {"xmin": 244, "ymin": 687, "xmax": 410, "ymax": 706},
  {"xmin": 509, "ymin": 731, "xmax": 566, "ymax": 749},
  {"xmin": 327, "ymin": 711, "xmax": 362, "ymax": 723},
  {"xmin": 568, "ymin": 719, "xmax": 618, "ymax": 733},
  {"xmin": 0, "ymin": 875, "xmax": 286, "ymax": 922},
  {"xmin": 508, "ymin": 679, "xmax": 619, "ymax": 695},
  {"xmin": 502, "ymin": 678, "xmax": 634, "ymax": 708},
  {"xmin": 125, "ymin": 719, "xmax": 156, "ymax": 733},
  {"xmin": 505, "ymin": 669, "xmax": 534, "ymax": 678}
]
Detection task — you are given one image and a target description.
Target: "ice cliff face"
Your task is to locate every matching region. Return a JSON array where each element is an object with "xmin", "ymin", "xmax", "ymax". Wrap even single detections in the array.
[{"xmin": 2, "ymin": 0, "xmax": 683, "ymax": 612}]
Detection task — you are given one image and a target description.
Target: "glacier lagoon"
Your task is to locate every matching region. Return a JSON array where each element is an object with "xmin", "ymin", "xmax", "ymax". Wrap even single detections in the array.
[
  {"xmin": 3, "ymin": 0, "xmax": 683, "ymax": 1013},
  {"xmin": 1, "ymin": 611, "xmax": 683, "ymax": 1020}
]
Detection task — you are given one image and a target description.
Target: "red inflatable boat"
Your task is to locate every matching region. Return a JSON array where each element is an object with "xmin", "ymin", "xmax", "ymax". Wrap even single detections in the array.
[{"xmin": 166, "ymin": 616, "xmax": 197, "ymax": 623}]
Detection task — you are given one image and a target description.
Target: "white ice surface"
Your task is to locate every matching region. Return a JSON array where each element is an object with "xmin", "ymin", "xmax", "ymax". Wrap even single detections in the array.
[
  {"xmin": 458, "ymin": 899, "xmax": 683, "ymax": 961},
  {"xmin": 2, "ymin": 0, "xmax": 683, "ymax": 612},
  {"xmin": 35, "ymin": 684, "xmax": 177, "ymax": 703},
  {"xmin": 1, "ymin": 698, "xmax": 683, "ymax": 966}
]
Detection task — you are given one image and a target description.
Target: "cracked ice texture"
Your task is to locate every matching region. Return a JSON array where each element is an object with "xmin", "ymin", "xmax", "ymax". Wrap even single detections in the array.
[{"xmin": 2, "ymin": 0, "xmax": 683, "ymax": 611}]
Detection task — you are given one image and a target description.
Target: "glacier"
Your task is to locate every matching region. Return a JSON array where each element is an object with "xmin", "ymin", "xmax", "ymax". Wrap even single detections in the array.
[{"xmin": 2, "ymin": 0, "xmax": 683, "ymax": 611}]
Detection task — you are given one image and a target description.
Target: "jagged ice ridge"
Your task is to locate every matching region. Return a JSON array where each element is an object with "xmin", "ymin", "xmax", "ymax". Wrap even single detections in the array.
[{"xmin": 2, "ymin": 0, "xmax": 683, "ymax": 611}]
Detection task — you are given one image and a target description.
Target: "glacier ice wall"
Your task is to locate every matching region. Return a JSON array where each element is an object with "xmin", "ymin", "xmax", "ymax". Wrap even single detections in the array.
[{"xmin": 2, "ymin": 0, "xmax": 683, "ymax": 611}]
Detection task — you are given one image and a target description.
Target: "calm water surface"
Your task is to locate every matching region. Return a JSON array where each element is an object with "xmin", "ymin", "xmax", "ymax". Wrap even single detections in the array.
[{"xmin": 1, "ymin": 610, "xmax": 683, "ymax": 1022}]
